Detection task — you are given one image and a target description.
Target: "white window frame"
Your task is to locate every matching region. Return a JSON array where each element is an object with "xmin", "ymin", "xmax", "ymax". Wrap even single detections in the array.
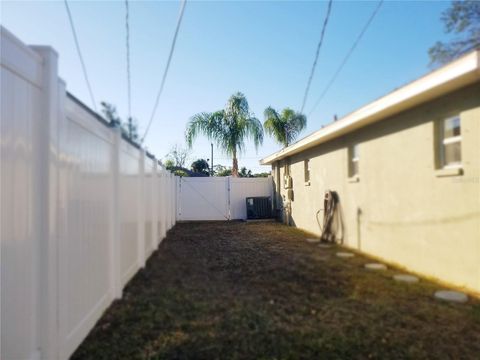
[
  {"xmin": 349, "ymin": 143, "xmax": 360, "ymax": 179},
  {"xmin": 440, "ymin": 116, "xmax": 461, "ymax": 169},
  {"xmin": 304, "ymin": 159, "xmax": 311, "ymax": 185}
]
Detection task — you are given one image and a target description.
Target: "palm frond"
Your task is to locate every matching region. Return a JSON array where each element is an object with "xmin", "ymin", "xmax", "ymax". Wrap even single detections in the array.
[
  {"xmin": 186, "ymin": 92, "xmax": 264, "ymax": 175},
  {"xmin": 263, "ymin": 107, "xmax": 307, "ymax": 147}
]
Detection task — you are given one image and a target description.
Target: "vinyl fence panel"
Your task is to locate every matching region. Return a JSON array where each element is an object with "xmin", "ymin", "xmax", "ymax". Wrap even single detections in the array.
[
  {"xmin": 230, "ymin": 177, "xmax": 274, "ymax": 220},
  {"xmin": 58, "ymin": 90, "xmax": 115, "ymax": 360},
  {"xmin": 177, "ymin": 177, "xmax": 229, "ymax": 221},
  {"xmin": 177, "ymin": 176, "xmax": 273, "ymax": 221},
  {"xmin": 0, "ymin": 27, "xmax": 178, "ymax": 360},
  {"xmin": 0, "ymin": 28, "xmax": 44, "ymax": 360}
]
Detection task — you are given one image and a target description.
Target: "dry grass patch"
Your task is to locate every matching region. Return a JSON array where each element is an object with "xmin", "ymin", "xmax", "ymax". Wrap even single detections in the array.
[{"xmin": 72, "ymin": 221, "xmax": 480, "ymax": 360}]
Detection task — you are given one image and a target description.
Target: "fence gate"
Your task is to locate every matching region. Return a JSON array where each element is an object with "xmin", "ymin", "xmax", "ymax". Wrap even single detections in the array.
[{"xmin": 177, "ymin": 176, "xmax": 273, "ymax": 221}]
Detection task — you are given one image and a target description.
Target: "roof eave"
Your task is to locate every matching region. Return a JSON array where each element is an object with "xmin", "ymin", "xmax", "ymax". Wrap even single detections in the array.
[{"xmin": 260, "ymin": 50, "xmax": 480, "ymax": 166}]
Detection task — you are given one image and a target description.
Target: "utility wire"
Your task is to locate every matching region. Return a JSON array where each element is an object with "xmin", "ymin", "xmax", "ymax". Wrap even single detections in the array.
[
  {"xmin": 142, "ymin": 0, "xmax": 187, "ymax": 143},
  {"xmin": 300, "ymin": 0, "xmax": 333, "ymax": 114},
  {"xmin": 64, "ymin": 0, "xmax": 97, "ymax": 112},
  {"xmin": 308, "ymin": 0, "xmax": 384, "ymax": 117},
  {"xmin": 125, "ymin": 0, "xmax": 132, "ymax": 121}
]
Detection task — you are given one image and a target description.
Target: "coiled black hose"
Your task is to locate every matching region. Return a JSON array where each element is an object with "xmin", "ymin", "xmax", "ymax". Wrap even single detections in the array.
[{"xmin": 316, "ymin": 190, "xmax": 340, "ymax": 243}]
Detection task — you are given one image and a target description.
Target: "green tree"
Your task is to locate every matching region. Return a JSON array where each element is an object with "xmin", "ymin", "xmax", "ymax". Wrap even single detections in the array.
[
  {"xmin": 429, "ymin": 1, "xmax": 480, "ymax": 65},
  {"xmin": 253, "ymin": 172, "xmax": 270, "ymax": 178},
  {"xmin": 172, "ymin": 169, "xmax": 189, "ymax": 177},
  {"xmin": 101, "ymin": 101, "xmax": 122, "ymax": 128},
  {"xmin": 166, "ymin": 144, "xmax": 190, "ymax": 168},
  {"xmin": 191, "ymin": 159, "xmax": 210, "ymax": 176},
  {"xmin": 101, "ymin": 101, "xmax": 140, "ymax": 144},
  {"xmin": 126, "ymin": 117, "xmax": 140, "ymax": 143},
  {"xmin": 263, "ymin": 107, "xmax": 307, "ymax": 147},
  {"xmin": 239, "ymin": 167, "xmax": 253, "ymax": 178},
  {"xmin": 186, "ymin": 92, "xmax": 263, "ymax": 177},
  {"xmin": 164, "ymin": 159, "xmax": 175, "ymax": 171},
  {"xmin": 213, "ymin": 165, "xmax": 232, "ymax": 177}
]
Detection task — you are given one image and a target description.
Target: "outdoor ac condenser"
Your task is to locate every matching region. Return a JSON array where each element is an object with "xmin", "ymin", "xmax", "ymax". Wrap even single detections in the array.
[{"xmin": 246, "ymin": 197, "xmax": 272, "ymax": 219}]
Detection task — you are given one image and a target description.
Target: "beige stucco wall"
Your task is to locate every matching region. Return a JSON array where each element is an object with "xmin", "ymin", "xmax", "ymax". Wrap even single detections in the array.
[{"xmin": 272, "ymin": 82, "xmax": 480, "ymax": 294}]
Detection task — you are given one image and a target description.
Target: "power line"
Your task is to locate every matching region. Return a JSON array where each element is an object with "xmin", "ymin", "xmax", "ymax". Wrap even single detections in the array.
[
  {"xmin": 125, "ymin": 0, "xmax": 132, "ymax": 121},
  {"xmin": 300, "ymin": 0, "xmax": 333, "ymax": 114},
  {"xmin": 142, "ymin": 0, "xmax": 187, "ymax": 143},
  {"xmin": 64, "ymin": 0, "xmax": 97, "ymax": 112},
  {"xmin": 308, "ymin": 0, "xmax": 384, "ymax": 117}
]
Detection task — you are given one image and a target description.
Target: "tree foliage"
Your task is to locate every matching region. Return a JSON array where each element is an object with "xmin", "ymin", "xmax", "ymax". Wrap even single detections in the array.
[
  {"xmin": 429, "ymin": 1, "xmax": 480, "ymax": 65},
  {"xmin": 101, "ymin": 101, "xmax": 139, "ymax": 144},
  {"xmin": 125, "ymin": 117, "xmax": 140, "ymax": 143},
  {"xmin": 263, "ymin": 107, "xmax": 307, "ymax": 147},
  {"xmin": 213, "ymin": 165, "xmax": 232, "ymax": 177},
  {"xmin": 253, "ymin": 172, "xmax": 270, "ymax": 178},
  {"xmin": 164, "ymin": 159, "xmax": 175, "ymax": 171},
  {"xmin": 239, "ymin": 167, "xmax": 253, "ymax": 178},
  {"xmin": 186, "ymin": 92, "xmax": 264, "ymax": 177},
  {"xmin": 101, "ymin": 101, "xmax": 121, "ymax": 127},
  {"xmin": 191, "ymin": 158, "xmax": 210, "ymax": 176},
  {"xmin": 172, "ymin": 169, "xmax": 189, "ymax": 177},
  {"xmin": 213, "ymin": 164, "xmax": 267, "ymax": 178},
  {"xmin": 165, "ymin": 144, "xmax": 190, "ymax": 168}
]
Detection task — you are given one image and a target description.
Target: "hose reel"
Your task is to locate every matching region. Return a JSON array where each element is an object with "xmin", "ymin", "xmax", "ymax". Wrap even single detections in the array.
[{"xmin": 316, "ymin": 190, "xmax": 342, "ymax": 243}]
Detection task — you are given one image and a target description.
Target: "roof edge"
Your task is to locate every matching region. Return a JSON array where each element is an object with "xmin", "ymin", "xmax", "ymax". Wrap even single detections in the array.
[{"xmin": 260, "ymin": 50, "xmax": 480, "ymax": 165}]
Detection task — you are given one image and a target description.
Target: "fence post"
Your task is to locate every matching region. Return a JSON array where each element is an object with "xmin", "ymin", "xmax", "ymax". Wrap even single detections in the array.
[
  {"xmin": 173, "ymin": 175, "xmax": 177, "ymax": 225},
  {"xmin": 30, "ymin": 45, "xmax": 60, "ymax": 360},
  {"xmin": 167, "ymin": 173, "xmax": 172, "ymax": 230},
  {"xmin": 227, "ymin": 176, "xmax": 231, "ymax": 220},
  {"xmin": 152, "ymin": 159, "xmax": 159, "ymax": 248},
  {"xmin": 173, "ymin": 176, "xmax": 177, "ymax": 224},
  {"xmin": 163, "ymin": 170, "xmax": 168, "ymax": 235},
  {"xmin": 160, "ymin": 165, "xmax": 165, "ymax": 241},
  {"xmin": 166, "ymin": 173, "xmax": 171, "ymax": 231},
  {"xmin": 171, "ymin": 173, "xmax": 175, "ymax": 227},
  {"xmin": 138, "ymin": 149, "xmax": 146, "ymax": 268},
  {"xmin": 110, "ymin": 127, "xmax": 122, "ymax": 299},
  {"xmin": 177, "ymin": 176, "xmax": 182, "ymax": 221}
]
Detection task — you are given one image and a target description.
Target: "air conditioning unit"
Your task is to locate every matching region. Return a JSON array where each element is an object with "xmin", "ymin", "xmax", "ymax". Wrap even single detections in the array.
[
  {"xmin": 246, "ymin": 197, "xmax": 272, "ymax": 220},
  {"xmin": 284, "ymin": 175, "xmax": 293, "ymax": 189}
]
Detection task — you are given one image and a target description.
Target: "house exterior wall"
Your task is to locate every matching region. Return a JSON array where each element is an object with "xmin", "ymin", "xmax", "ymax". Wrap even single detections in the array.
[{"xmin": 272, "ymin": 82, "xmax": 480, "ymax": 294}]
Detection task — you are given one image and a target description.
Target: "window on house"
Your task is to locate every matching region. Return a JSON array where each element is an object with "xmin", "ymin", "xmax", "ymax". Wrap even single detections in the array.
[
  {"xmin": 304, "ymin": 159, "xmax": 310, "ymax": 184},
  {"xmin": 440, "ymin": 116, "xmax": 461, "ymax": 168},
  {"xmin": 349, "ymin": 144, "xmax": 359, "ymax": 177}
]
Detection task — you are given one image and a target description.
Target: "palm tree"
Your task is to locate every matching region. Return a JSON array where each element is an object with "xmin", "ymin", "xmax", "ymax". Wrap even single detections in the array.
[
  {"xmin": 263, "ymin": 107, "xmax": 307, "ymax": 147},
  {"xmin": 186, "ymin": 92, "xmax": 263, "ymax": 177}
]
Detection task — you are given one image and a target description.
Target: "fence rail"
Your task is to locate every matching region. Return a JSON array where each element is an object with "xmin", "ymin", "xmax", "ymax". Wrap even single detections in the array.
[{"xmin": 0, "ymin": 26, "xmax": 177, "ymax": 360}]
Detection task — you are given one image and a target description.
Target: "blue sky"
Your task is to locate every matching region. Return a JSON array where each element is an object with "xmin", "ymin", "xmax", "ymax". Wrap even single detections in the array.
[{"xmin": 1, "ymin": 0, "xmax": 450, "ymax": 172}]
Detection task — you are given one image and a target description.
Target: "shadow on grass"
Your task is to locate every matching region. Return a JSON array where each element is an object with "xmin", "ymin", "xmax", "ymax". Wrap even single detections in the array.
[{"xmin": 72, "ymin": 221, "xmax": 480, "ymax": 360}]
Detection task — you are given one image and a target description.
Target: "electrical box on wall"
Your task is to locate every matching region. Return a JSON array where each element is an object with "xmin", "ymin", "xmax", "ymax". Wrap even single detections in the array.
[
  {"xmin": 287, "ymin": 189, "xmax": 294, "ymax": 201},
  {"xmin": 284, "ymin": 175, "xmax": 292, "ymax": 189}
]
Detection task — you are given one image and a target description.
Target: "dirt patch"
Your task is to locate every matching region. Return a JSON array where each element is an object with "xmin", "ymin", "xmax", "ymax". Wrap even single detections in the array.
[{"xmin": 72, "ymin": 221, "xmax": 480, "ymax": 359}]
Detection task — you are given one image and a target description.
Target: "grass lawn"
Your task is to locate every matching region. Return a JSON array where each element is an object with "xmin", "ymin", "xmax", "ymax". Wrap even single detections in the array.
[{"xmin": 72, "ymin": 221, "xmax": 480, "ymax": 359}]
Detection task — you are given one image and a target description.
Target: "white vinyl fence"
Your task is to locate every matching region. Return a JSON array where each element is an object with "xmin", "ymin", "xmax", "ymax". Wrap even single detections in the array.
[
  {"xmin": 177, "ymin": 176, "xmax": 274, "ymax": 221},
  {"xmin": 0, "ymin": 27, "xmax": 177, "ymax": 360}
]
